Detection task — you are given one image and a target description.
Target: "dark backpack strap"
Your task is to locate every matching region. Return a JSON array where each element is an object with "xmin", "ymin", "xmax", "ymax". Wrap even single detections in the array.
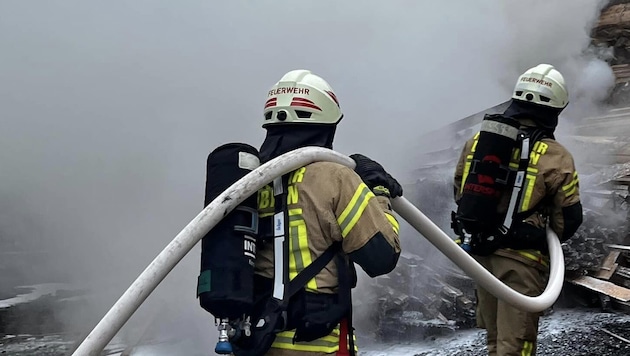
[
  {"xmin": 286, "ymin": 242, "xmax": 342, "ymax": 299},
  {"xmin": 334, "ymin": 253, "xmax": 355, "ymax": 356}
]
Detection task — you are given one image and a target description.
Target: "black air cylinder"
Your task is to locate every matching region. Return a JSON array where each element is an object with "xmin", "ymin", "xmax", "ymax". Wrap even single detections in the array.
[
  {"xmin": 197, "ymin": 143, "xmax": 260, "ymax": 320},
  {"xmin": 456, "ymin": 114, "xmax": 520, "ymax": 234}
]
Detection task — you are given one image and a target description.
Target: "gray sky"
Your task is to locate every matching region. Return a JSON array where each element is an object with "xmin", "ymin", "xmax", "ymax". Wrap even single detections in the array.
[{"xmin": 0, "ymin": 0, "xmax": 614, "ymax": 352}]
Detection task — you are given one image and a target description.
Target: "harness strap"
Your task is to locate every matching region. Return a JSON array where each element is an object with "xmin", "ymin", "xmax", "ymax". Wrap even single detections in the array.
[
  {"xmin": 502, "ymin": 128, "xmax": 552, "ymax": 234},
  {"xmin": 271, "ymin": 175, "xmax": 289, "ymax": 301},
  {"xmin": 334, "ymin": 251, "xmax": 355, "ymax": 356},
  {"xmin": 286, "ymin": 242, "xmax": 342, "ymax": 298},
  {"xmin": 501, "ymin": 134, "xmax": 529, "ymax": 234}
]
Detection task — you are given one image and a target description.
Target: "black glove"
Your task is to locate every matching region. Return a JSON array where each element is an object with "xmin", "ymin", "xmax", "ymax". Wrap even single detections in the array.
[{"xmin": 349, "ymin": 154, "xmax": 403, "ymax": 198}]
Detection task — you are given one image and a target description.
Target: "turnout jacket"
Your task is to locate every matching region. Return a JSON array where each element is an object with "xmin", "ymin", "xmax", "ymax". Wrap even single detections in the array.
[
  {"xmin": 454, "ymin": 124, "xmax": 583, "ymax": 267},
  {"xmin": 255, "ymin": 161, "xmax": 401, "ymax": 352}
]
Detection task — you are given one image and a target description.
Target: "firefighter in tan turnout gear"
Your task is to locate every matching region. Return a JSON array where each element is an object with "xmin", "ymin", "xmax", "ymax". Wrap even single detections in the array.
[
  {"xmin": 230, "ymin": 69, "xmax": 402, "ymax": 356},
  {"xmin": 452, "ymin": 64, "xmax": 583, "ymax": 356}
]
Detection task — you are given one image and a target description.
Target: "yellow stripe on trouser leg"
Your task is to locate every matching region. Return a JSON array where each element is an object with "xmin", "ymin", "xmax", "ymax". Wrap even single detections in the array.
[
  {"xmin": 521, "ymin": 340, "xmax": 533, "ymax": 356},
  {"xmin": 272, "ymin": 328, "xmax": 359, "ymax": 353}
]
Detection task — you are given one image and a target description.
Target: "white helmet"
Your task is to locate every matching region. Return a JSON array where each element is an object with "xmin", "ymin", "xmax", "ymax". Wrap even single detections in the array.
[
  {"xmin": 263, "ymin": 69, "xmax": 342, "ymax": 127},
  {"xmin": 512, "ymin": 64, "xmax": 569, "ymax": 109}
]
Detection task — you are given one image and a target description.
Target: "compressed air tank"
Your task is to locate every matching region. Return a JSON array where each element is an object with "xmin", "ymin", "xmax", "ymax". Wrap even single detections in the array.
[
  {"xmin": 197, "ymin": 143, "xmax": 260, "ymax": 320},
  {"xmin": 456, "ymin": 114, "xmax": 521, "ymax": 234}
]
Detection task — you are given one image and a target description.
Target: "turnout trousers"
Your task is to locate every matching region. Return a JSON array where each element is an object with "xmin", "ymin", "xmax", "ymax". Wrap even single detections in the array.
[{"xmin": 474, "ymin": 254, "xmax": 546, "ymax": 356}]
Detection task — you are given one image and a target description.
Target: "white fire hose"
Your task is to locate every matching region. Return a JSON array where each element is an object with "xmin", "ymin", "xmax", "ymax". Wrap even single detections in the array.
[{"xmin": 71, "ymin": 146, "xmax": 564, "ymax": 356}]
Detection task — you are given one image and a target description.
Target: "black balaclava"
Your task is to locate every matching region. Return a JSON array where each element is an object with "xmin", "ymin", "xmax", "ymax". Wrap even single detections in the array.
[
  {"xmin": 259, "ymin": 124, "xmax": 337, "ymax": 163},
  {"xmin": 503, "ymin": 99, "xmax": 564, "ymax": 134}
]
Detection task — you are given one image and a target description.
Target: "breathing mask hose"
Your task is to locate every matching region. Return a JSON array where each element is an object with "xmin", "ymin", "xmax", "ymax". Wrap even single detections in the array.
[{"xmin": 70, "ymin": 146, "xmax": 564, "ymax": 356}]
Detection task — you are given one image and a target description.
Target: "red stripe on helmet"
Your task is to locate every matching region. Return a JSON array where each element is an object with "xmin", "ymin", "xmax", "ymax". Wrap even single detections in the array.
[
  {"xmin": 291, "ymin": 97, "xmax": 315, "ymax": 104},
  {"xmin": 291, "ymin": 101, "xmax": 321, "ymax": 111},
  {"xmin": 264, "ymin": 98, "xmax": 277, "ymax": 109},
  {"xmin": 326, "ymin": 90, "xmax": 339, "ymax": 107}
]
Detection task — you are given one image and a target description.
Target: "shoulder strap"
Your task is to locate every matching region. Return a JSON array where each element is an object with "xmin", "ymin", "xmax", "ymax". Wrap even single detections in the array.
[
  {"xmin": 500, "ymin": 132, "xmax": 530, "ymax": 234},
  {"xmin": 285, "ymin": 242, "xmax": 342, "ymax": 300},
  {"xmin": 514, "ymin": 129, "xmax": 554, "ymax": 218},
  {"xmin": 501, "ymin": 128, "xmax": 551, "ymax": 233},
  {"xmin": 271, "ymin": 175, "xmax": 290, "ymax": 301}
]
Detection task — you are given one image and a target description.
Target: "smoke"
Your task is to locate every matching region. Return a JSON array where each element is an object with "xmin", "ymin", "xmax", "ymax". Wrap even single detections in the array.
[{"xmin": 0, "ymin": 0, "xmax": 617, "ymax": 353}]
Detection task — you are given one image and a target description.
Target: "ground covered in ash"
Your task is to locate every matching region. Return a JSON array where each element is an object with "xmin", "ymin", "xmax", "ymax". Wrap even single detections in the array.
[
  {"xmin": 3, "ymin": 307, "xmax": 630, "ymax": 355},
  {"xmin": 362, "ymin": 308, "xmax": 630, "ymax": 356}
]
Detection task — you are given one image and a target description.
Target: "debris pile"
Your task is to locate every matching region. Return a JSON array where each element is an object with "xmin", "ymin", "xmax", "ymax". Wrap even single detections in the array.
[
  {"xmin": 363, "ymin": 253, "xmax": 477, "ymax": 342},
  {"xmin": 592, "ymin": 1, "xmax": 630, "ymax": 66},
  {"xmin": 562, "ymin": 210, "xmax": 626, "ymax": 276}
]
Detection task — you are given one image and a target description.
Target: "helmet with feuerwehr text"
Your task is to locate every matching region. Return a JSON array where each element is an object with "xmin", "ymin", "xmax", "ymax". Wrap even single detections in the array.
[{"xmin": 263, "ymin": 69, "xmax": 342, "ymax": 127}]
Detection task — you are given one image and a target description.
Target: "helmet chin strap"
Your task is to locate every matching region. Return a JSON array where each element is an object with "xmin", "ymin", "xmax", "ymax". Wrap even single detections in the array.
[{"xmin": 259, "ymin": 124, "xmax": 337, "ymax": 163}]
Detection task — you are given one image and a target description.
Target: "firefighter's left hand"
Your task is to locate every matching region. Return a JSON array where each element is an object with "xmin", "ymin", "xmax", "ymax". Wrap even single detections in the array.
[
  {"xmin": 386, "ymin": 172, "xmax": 403, "ymax": 198},
  {"xmin": 349, "ymin": 154, "xmax": 403, "ymax": 198}
]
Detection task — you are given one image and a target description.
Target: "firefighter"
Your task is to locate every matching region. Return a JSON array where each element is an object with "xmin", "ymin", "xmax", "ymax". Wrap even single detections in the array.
[
  {"xmin": 242, "ymin": 69, "xmax": 402, "ymax": 356},
  {"xmin": 453, "ymin": 64, "xmax": 583, "ymax": 356}
]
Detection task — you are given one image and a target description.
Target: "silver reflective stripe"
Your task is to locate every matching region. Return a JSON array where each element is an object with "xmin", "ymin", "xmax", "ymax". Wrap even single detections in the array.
[
  {"xmin": 480, "ymin": 119, "xmax": 519, "ymax": 140},
  {"xmin": 503, "ymin": 137, "xmax": 530, "ymax": 230},
  {"xmin": 273, "ymin": 176, "xmax": 283, "ymax": 196},
  {"xmin": 272, "ymin": 230, "xmax": 285, "ymax": 300},
  {"xmin": 272, "ymin": 176, "xmax": 286, "ymax": 300}
]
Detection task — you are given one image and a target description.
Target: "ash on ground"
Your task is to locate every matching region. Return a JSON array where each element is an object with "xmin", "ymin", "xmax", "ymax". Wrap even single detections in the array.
[{"xmin": 362, "ymin": 308, "xmax": 630, "ymax": 356}]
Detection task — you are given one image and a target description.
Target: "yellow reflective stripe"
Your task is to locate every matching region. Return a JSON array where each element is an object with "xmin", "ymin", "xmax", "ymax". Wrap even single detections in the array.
[
  {"xmin": 565, "ymin": 186, "xmax": 577, "ymax": 197},
  {"xmin": 277, "ymin": 327, "xmax": 340, "ymax": 337},
  {"xmin": 520, "ymin": 173, "xmax": 537, "ymax": 212},
  {"xmin": 516, "ymin": 250, "xmax": 549, "ymax": 267},
  {"xmin": 562, "ymin": 171, "xmax": 579, "ymax": 197},
  {"xmin": 288, "ymin": 208, "xmax": 317, "ymax": 290},
  {"xmin": 259, "ymin": 212, "xmax": 274, "ymax": 218},
  {"xmin": 272, "ymin": 339, "xmax": 338, "ymax": 353},
  {"xmin": 337, "ymin": 183, "xmax": 374, "ymax": 237},
  {"xmin": 385, "ymin": 212, "xmax": 399, "ymax": 234},
  {"xmin": 462, "ymin": 133, "xmax": 480, "ymax": 194},
  {"xmin": 460, "ymin": 156, "xmax": 473, "ymax": 194},
  {"xmin": 510, "ymin": 162, "xmax": 539, "ymax": 173},
  {"xmin": 521, "ymin": 340, "xmax": 534, "ymax": 356},
  {"xmin": 273, "ymin": 329, "xmax": 358, "ymax": 352},
  {"xmin": 471, "ymin": 132, "xmax": 480, "ymax": 152}
]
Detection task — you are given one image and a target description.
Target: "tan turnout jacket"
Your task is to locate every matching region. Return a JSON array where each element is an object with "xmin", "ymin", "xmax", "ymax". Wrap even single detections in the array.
[{"xmin": 454, "ymin": 127, "xmax": 581, "ymax": 266}]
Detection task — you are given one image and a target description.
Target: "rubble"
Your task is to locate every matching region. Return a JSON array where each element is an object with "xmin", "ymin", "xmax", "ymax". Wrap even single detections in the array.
[
  {"xmin": 561, "ymin": 210, "xmax": 624, "ymax": 276},
  {"xmin": 363, "ymin": 252, "xmax": 477, "ymax": 342},
  {"xmin": 592, "ymin": 2, "xmax": 630, "ymax": 66}
]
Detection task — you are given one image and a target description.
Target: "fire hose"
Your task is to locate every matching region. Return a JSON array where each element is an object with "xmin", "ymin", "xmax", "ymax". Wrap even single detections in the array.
[{"xmin": 70, "ymin": 146, "xmax": 564, "ymax": 356}]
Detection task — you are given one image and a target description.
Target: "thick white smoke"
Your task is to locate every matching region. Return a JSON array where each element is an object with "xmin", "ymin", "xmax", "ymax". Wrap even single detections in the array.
[{"xmin": 0, "ymin": 0, "xmax": 617, "ymax": 354}]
